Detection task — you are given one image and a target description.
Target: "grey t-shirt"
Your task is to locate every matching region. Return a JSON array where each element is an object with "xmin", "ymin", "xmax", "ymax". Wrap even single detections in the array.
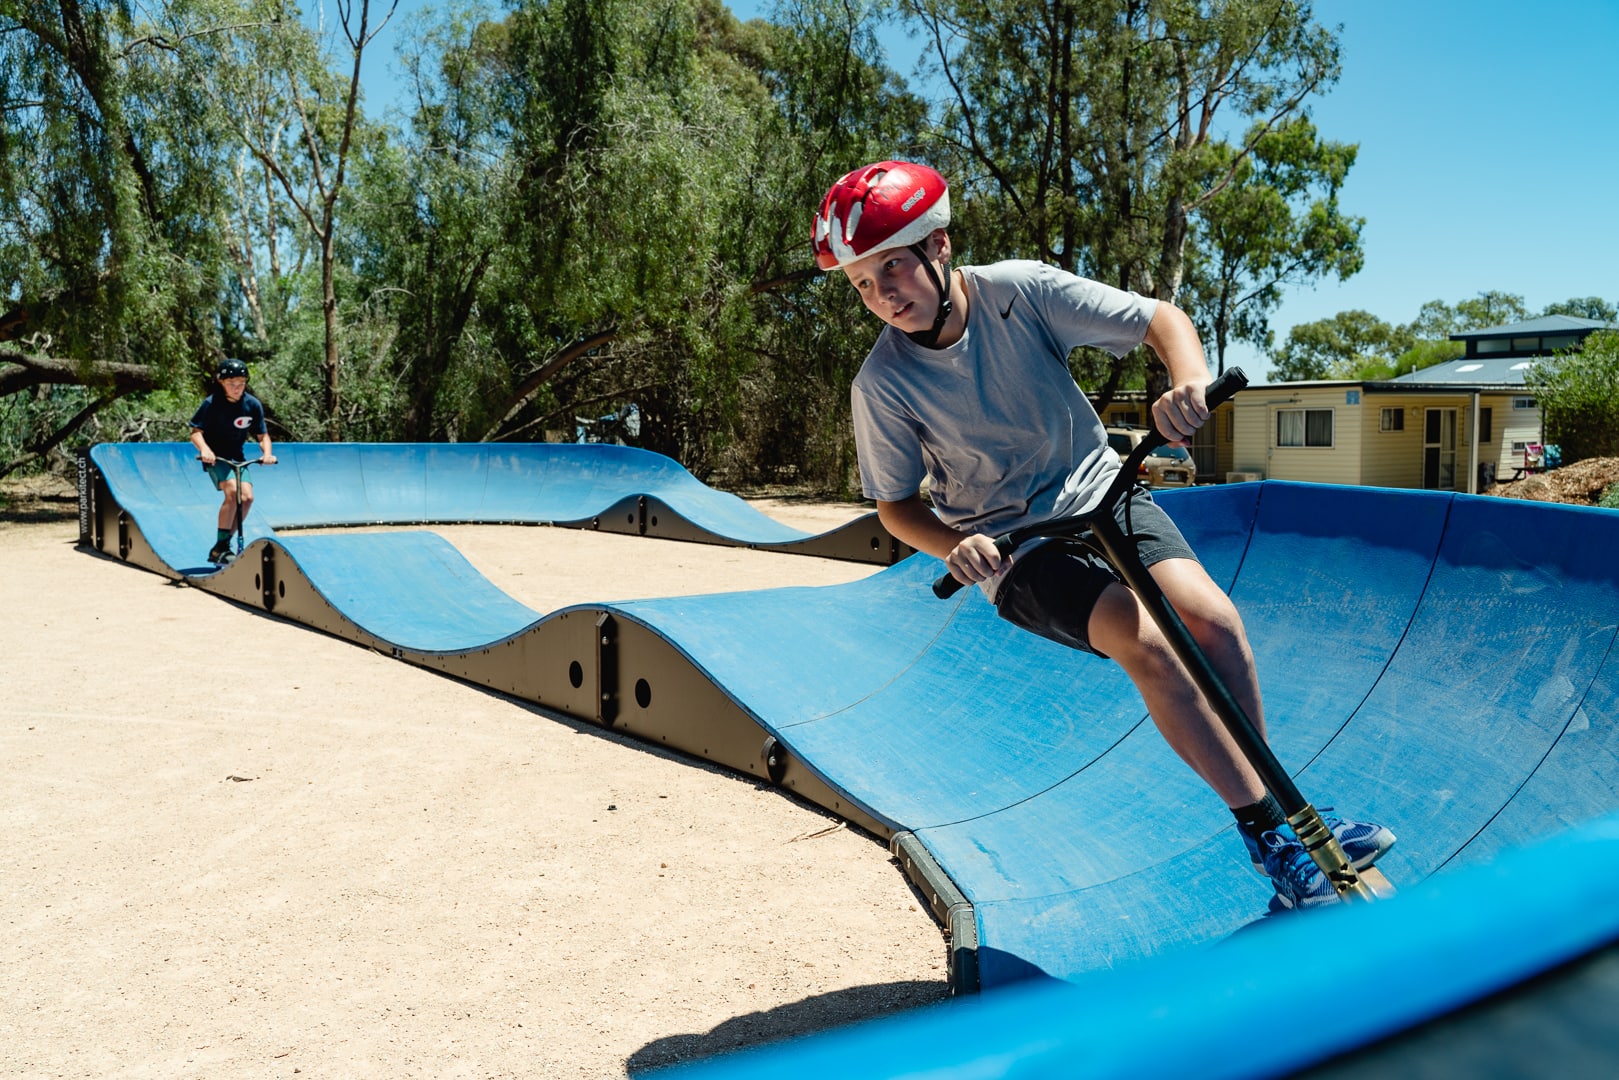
[{"xmin": 851, "ymin": 260, "xmax": 1157, "ymax": 592}]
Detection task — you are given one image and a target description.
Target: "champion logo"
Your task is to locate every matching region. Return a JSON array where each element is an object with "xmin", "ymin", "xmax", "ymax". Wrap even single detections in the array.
[
  {"xmin": 233, "ymin": 417, "xmax": 252, "ymax": 429},
  {"xmin": 901, "ymin": 187, "xmax": 926, "ymax": 212}
]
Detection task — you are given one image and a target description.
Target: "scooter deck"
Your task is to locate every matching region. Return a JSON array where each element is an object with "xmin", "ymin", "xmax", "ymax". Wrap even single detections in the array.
[{"xmin": 1359, "ymin": 865, "xmax": 1396, "ymax": 899}]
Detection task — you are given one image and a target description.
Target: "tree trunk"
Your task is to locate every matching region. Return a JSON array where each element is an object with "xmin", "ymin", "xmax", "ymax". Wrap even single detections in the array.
[
  {"xmin": 322, "ymin": 233, "xmax": 341, "ymax": 440},
  {"xmin": 478, "ymin": 328, "xmax": 619, "ymax": 443}
]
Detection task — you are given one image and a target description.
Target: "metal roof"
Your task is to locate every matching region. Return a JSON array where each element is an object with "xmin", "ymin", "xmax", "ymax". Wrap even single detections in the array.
[
  {"xmin": 1449, "ymin": 314, "xmax": 1614, "ymax": 340},
  {"xmin": 1244, "ymin": 359, "xmax": 1538, "ymax": 394},
  {"xmin": 1384, "ymin": 354, "xmax": 1541, "ymax": 387}
]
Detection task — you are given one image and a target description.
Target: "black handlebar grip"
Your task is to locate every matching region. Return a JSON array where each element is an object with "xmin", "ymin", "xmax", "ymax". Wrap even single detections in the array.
[{"xmin": 1204, "ymin": 366, "xmax": 1249, "ymax": 412}]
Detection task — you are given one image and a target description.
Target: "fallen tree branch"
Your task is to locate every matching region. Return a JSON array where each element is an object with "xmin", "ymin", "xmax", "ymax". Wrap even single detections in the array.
[
  {"xmin": 0, "ymin": 349, "xmax": 165, "ymax": 397},
  {"xmin": 478, "ymin": 328, "xmax": 619, "ymax": 443},
  {"xmin": 0, "ymin": 396, "xmax": 109, "ymax": 480}
]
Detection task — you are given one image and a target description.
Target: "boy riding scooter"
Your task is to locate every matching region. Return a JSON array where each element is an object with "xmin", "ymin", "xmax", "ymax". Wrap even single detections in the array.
[
  {"xmin": 189, "ymin": 358, "xmax": 276, "ymax": 565},
  {"xmin": 813, "ymin": 160, "xmax": 1394, "ymax": 909}
]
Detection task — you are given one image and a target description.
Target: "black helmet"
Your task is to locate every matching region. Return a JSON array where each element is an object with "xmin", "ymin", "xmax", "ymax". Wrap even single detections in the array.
[{"xmin": 217, "ymin": 358, "xmax": 249, "ymax": 380}]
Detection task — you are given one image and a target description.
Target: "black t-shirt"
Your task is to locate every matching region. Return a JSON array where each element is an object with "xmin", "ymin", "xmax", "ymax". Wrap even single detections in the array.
[{"xmin": 189, "ymin": 391, "xmax": 267, "ymax": 461}]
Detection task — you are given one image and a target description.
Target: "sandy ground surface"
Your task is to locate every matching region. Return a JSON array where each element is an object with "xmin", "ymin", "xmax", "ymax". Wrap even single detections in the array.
[{"xmin": 0, "ymin": 478, "xmax": 950, "ymax": 1078}]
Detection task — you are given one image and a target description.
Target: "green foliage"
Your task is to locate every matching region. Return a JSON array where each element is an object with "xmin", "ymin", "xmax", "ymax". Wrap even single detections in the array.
[
  {"xmin": 1184, "ymin": 118, "xmax": 1364, "ymax": 372},
  {"xmin": 909, "ymin": 0, "xmax": 1344, "ymax": 402},
  {"xmin": 1271, "ymin": 292, "xmax": 1617, "ymax": 389},
  {"xmin": 1528, "ymin": 330, "xmax": 1619, "ymax": 463},
  {"xmin": 1, "ymin": 0, "xmax": 1387, "ymax": 493},
  {"xmin": 1268, "ymin": 310, "xmax": 1407, "ymax": 381},
  {"xmin": 1391, "ymin": 293, "xmax": 1543, "ymax": 339},
  {"xmin": 1402, "ymin": 299, "xmax": 1461, "ymax": 341},
  {"xmin": 1386, "ymin": 338, "xmax": 1464, "ymax": 378},
  {"xmin": 0, "ymin": 0, "xmax": 236, "ymax": 378},
  {"xmin": 1454, "ymin": 291, "xmax": 1528, "ymax": 330},
  {"xmin": 1542, "ymin": 296, "xmax": 1618, "ymax": 322}
]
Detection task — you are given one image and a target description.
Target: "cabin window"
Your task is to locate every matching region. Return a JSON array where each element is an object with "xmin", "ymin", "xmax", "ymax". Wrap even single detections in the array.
[
  {"xmin": 1277, "ymin": 408, "xmax": 1334, "ymax": 448},
  {"xmin": 1379, "ymin": 408, "xmax": 1404, "ymax": 432}
]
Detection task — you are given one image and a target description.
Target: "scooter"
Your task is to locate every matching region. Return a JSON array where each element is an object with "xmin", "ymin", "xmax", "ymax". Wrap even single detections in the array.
[
  {"xmin": 933, "ymin": 368, "xmax": 1381, "ymax": 903},
  {"xmin": 200, "ymin": 455, "xmax": 273, "ymax": 565}
]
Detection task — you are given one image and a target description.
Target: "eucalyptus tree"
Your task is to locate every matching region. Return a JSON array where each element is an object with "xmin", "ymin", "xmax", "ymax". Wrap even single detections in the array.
[
  {"xmin": 709, "ymin": 0, "xmax": 926, "ymax": 486},
  {"xmin": 342, "ymin": 1, "xmax": 517, "ymax": 441},
  {"xmin": 437, "ymin": 0, "xmax": 755, "ymax": 458},
  {"xmin": 367, "ymin": 0, "xmax": 921, "ymax": 485},
  {"xmin": 0, "ymin": 0, "xmax": 246, "ymax": 472},
  {"xmin": 1267, "ymin": 308, "xmax": 1406, "ymax": 381},
  {"xmin": 1529, "ymin": 330, "xmax": 1619, "ymax": 464},
  {"xmin": 1182, "ymin": 117, "xmax": 1362, "ymax": 373},
  {"xmin": 218, "ymin": 0, "xmax": 398, "ymax": 440},
  {"xmin": 902, "ymin": 0, "xmax": 1344, "ymax": 397},
  {"xmin": 1453, "ymin": 291, "xmax": 1528, "ymax": 331},
  {"xmin": 1542, "ymin": 296, "xmax": 1617, "ymax": 322}
]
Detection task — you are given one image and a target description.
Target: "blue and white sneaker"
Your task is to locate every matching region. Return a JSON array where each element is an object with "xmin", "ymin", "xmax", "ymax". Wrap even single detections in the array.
[
  {"xmin": 1240, "ymin": 807, "xmax": 1396, "ymax": 876},
  {"xmin": 1259, "ymin": 830, "xmax": 1339, "ymax": 909}
]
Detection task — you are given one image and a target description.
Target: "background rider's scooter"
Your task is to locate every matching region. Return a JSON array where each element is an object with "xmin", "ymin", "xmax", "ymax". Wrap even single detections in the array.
[{"xmin": 200, "ymin": 455, "xmax": 272, "ymax": 566}]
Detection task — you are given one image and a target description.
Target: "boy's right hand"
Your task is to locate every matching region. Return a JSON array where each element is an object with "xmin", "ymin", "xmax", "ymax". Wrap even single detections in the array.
[
  {"xmin": 945, "ymin": 533, "xmax": 1008, "ymax": 585},
  {"xmin": 198, "ymin": 450, "xmax": 216, "ymax": 466}
]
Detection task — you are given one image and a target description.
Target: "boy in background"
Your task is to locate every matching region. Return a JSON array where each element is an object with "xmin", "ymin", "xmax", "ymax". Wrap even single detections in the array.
[{"xmin": 189, "ymin": 358, "xmax": 276, "ymax": 564}]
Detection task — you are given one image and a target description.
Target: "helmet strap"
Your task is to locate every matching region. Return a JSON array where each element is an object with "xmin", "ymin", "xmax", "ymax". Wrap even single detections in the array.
[{"xmin": 904, "ymin": 242, "xmax": 954, "ymax": 348}]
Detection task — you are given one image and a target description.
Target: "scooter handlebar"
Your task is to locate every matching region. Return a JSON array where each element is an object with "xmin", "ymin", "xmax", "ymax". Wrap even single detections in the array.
[{"xmin": 930, "ymin": 368, "xmax": 1249, "ymax": 599}]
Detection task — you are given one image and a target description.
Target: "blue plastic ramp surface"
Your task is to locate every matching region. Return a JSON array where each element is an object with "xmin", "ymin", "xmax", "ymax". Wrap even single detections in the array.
[
  {"xmin": 614, "ymin": 481, "xmax": 1619, "ymax": 985},
  {"xmin": 92, "ymin": 441, "xmax": 813, "ymax": 547},
  {"xmin": 655, "ymin": 812, "xmax": 1619, "ymax": 1078},
  {"xmin": 86, "ymin": 443, "xmax": 1619, "ymax": 1066}
]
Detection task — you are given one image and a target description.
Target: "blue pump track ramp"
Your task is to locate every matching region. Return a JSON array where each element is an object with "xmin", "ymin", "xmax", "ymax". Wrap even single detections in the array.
[{"xmin": 80, "ymin": 443, "xmax": 1619, "ymax": 1073}]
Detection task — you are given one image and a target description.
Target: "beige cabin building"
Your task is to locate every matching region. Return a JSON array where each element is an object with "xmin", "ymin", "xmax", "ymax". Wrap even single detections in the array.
[
  {"xmin": 1222, "ymin": 315, "xmax": 1613, "ymax": 493},
  {"xmin": 1086, "ymin": 314, "xmax": 1611, "ymax": 491}
]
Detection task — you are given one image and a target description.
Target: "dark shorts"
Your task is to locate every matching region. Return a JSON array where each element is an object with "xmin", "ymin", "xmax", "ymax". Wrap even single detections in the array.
[
  {"xmin": 992, "ymin": 493, "xmax": 1198, "ymax": 657},
  {"xmin": 204, "ymin": 460, "xmax": 251, "ymax": 489}
]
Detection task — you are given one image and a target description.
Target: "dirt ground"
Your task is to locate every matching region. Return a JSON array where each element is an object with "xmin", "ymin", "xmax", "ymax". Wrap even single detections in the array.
[
  {"xmin": 1483, "ymin": 456, "xmax": 1619, "ymax": 507},
  {"xmin": 11, "ymin": 449, "xmax": 1607, "ymax": 1079},
  {"xmin": 0, "ymin": 474, "xmax": 951, "ymax": 1079}
]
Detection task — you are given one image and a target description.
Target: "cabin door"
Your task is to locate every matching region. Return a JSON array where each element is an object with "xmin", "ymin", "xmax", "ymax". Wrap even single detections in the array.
[{"xmin": 1423, "ymin": 408, "xmax": 1457, "ymax": 489}]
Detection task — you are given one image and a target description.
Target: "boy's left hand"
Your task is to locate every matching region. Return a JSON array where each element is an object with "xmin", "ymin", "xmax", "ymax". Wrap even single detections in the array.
[{"xmin": 945, "ymin": 533, "xmax": 1008, "ymax": 586}]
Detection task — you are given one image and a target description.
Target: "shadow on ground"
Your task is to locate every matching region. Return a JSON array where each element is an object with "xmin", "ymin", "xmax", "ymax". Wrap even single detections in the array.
[
  {"xmin": 627, "ymin": 979, "xmax": 951, "ymax": 1075},
  {"xmin": 0, "ymin": 473, "xmax": 78, "ymax": 525}
]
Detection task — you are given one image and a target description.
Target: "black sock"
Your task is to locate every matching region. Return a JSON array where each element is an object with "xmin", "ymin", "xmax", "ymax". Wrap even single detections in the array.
[{"xmin": 1232, "ymin": 794, "xmax": 1286, "ymax": 843}]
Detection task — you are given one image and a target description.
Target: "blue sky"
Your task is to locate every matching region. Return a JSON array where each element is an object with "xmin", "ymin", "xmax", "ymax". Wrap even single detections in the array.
[{"xmin": 345, "ymin": 0, "xmax": 1619, "ymax": 372}]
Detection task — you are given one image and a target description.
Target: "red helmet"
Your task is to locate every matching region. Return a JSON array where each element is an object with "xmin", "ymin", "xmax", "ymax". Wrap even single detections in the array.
[{"xmin": 811, "ymin": 161, "xmax": 951, "ymax": 271}]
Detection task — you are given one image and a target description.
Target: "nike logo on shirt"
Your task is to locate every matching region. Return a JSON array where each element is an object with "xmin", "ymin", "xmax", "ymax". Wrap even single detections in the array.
[{"xmin": 1000, "ymin": 295, "xmax": 1018, "ymax": 319}]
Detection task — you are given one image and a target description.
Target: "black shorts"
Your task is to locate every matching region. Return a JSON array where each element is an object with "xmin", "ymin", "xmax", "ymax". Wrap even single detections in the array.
[{"xmin": 992, "ymin": 493, "xmax": 1198, "ymax": 657}]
